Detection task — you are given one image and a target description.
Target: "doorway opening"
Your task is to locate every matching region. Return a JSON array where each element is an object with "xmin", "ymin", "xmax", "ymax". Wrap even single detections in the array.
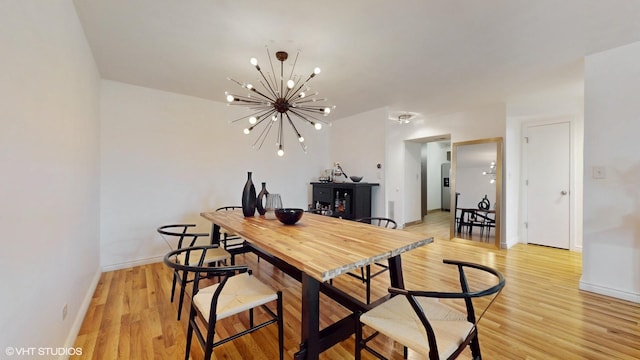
[{"xmin": 404, "ymin": 135, "xmax": 451, "ymax": 226}]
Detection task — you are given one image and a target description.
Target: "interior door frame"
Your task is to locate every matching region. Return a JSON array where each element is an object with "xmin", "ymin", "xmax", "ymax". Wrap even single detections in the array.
[{"xmin": 521, "ymin": 116, "xmax": 580, "ymax": 251}]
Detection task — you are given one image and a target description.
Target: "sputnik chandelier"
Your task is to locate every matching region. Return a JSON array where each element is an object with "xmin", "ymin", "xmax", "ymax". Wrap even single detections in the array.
[{"xmin": 225, "ymin": 48, "xmax": 334, "ymax": 156}]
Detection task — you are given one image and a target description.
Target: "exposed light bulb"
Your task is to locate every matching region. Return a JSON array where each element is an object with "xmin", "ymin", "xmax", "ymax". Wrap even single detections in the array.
[
  {"xmin": 314, "ymin": 67, "xmax": 321, "ymax": 75},
  {"xmin": 246, "ymin": 84, "xmax": 253, "ymax": 90},
  {"xmin": 249, "ymin": 116, "xmax": 257, "ymax": 124},
  {"xmin": 298, "ymin": 136, "xmax": 304, "ymax": 142},
  {"xmin": 299, "ymin": 92, "xmax": 306, "ymax": 98},
  {"xmin": 272, "ymin": 115, "xmax": 277, "ymax": 121},
  {"xmin": 287, "ymin": 79, "xmax": 295, "ymax": 89},
  {"xmin": 226, "ymin": 94, "xmax": 234, "ymax": 102},
  {"xmin": 277, "ymin": 147, "xmax": 284, "ymax": 157},
  {"xmin": 250, "ymin": 58, "xmax": 258, "ymax": 66},
  {"xmin": 314, "ymin": 123, "xmax": 322, "ymax": 130},
  {"xmin": 490, "ymin": 179, "xmax": 496, "ymax": 184},
  {"xmin": 324, "ymin": 107, "xmax": 331, "ymax": 114},
  {"xmin": 243, "ymin": 128, "xmax": 250, "ymax": 134}
]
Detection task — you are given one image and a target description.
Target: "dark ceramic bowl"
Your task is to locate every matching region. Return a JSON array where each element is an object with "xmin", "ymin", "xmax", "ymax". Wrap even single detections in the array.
[
  {"xmin": 350, "ymin": 176, "xmax": 363, "ymax": 182},
  {"xmin": 275, "ymin": 208, "xmax": 304, "ymax": 225}
]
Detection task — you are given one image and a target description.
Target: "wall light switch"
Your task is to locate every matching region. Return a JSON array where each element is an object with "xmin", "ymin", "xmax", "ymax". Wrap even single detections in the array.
[{"xmin": 592, "ymin": 166, "xmax": 606, "ymax": 179}]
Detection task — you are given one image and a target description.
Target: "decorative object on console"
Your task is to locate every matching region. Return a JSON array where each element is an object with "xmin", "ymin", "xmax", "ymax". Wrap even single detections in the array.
[
  {"xmin": 256, "ymin": 182, "xmax": 269, "ymax": 215},
  {"xmin": 275, "ymin": 208, "xmax": 304, "ymax": 225},
  {"xmin": 349, "ymin": 176, "xmax": 363, "ymax": 182},
  {"xmin": 241, "ymin": 172, "xmax": 257, "ymax": 217},
  {"xmin": 225, "ymin": 47, "xmax": 335, "ymax": 157}
]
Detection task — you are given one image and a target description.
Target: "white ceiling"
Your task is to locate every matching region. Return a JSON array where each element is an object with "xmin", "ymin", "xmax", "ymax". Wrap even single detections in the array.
[{"xmin": 73, "ymin": 0, "xmax": 640, "ymax": 121}]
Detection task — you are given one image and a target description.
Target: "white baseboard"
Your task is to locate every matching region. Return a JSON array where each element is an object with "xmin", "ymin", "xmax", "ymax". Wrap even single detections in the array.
[
  {"xmin": 579, "ymin": 280, "xmax": 640, "ymax": 303},
  {"xmin": 101, "ymin": 255, "xmax": 164, "ymax": 272},
  {"xmin": 60, "ymin": 267, "xmax": 102, "ymax": 360}
]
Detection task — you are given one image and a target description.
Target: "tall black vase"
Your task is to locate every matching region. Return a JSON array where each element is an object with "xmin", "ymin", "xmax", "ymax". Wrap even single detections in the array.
[
  {"xmin": 241, "ymin": 172, "xmax": 257, "ymax": 217},
  {"xmin": 256, "ymin": 182, "xmax": 269, "ymax": 215}
]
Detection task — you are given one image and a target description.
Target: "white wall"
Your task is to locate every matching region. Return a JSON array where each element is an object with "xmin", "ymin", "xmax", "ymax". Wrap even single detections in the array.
[
  {"xmin": 100, "ymin": 80, "xmax": 330, "ymax": 269},
  {"xmin": 581, "ymin": 41, "xmax": 640, "ymax": 303},
  {"xmin": 0, "ymin": 0, "xmax": 101, "ymax": 354},
  {"xmin": 387, "ymin": 104, "xmax": 506, "ymax": 231},
  {"xmin": 328, "ymin": 107, "xmax": 387, "ymax": 217}
]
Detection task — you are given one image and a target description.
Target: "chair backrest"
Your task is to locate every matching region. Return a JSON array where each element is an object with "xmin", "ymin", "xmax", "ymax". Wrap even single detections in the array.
[
  {"xmin": 157, "ymin": 224, "xmax": 209, "ymax": 250},
  {"xmin": 355, "ymin": 217, "xmax": 397, "ymax": 229},
  {"xmin": 163, "ymin": 245, "xmax": 248, "ymax": 293},
  {"xmin": 390, "ymin": 259, "xmax": 505, "ymax": 323}
]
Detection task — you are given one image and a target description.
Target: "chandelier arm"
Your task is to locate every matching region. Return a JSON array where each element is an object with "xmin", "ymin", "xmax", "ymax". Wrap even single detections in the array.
[
  {"xmin": 253, "ymin": 118, "xmax": 275, "ymax": 151},
  {"xmin": 285, "ymin": 73, "xmax": 316, "ymax": 102},
  {"xmin": 288, "ymin": 109, "xmax": 328, "ymax": 126},
  {"xmin": 284, "ymin": 112, "xmax": 303, "ymax": 140},
  {"xmin": 246, "ymin": 87, "xmax": 276, "ymax": 103},
  {"xmin": 251, "ymin": 109, "xmax": 277, "ymax": 130},
  {"xmin": 292, "ymin": 106, "xmax": 330, "ymax": 116},
  {"xmin": 291, "ymin": 97, "xmax": 328, "ymax": 105},
  {"xmin": 283, "ymin": 52, "xmax": 300, "ymax": 100},
  {"xmin": 256, "ymin": 68, "xmax": 279, "ymax": 99},
  {"xmin": 228, "ymin": 98, "xmax": 268, "ymax": 107},
  {"xmin": 227, "ymin": 77, "xmax": 244, "ymax": 87},
  {"xmin": 230, "ymin": 108, "xmax": 274, "ymax": 124}
]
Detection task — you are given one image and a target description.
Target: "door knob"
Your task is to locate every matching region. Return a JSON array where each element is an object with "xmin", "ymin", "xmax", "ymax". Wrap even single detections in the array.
[{"xmin": 561, "ymin": 190, "xmax": 568, "ymax": 195}]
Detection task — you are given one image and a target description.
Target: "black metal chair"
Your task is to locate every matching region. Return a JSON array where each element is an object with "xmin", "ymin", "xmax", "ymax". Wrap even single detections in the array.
[
  {"xmin": 157, "ymin": 224, "xmax": 231, "ymax": 320},
  {"xmin": 349, "ymin": 217, "xmax": 398, "ymax": 304},
  {"xmin": 214, "ymin": 206, "xmax": 245, "ymax": 252},
  {"xmin": 164, "ymin": 245, "xmax": 283, "ymax": 360},
  {"xmin": 356, "ymin": 260, "xmax": 505, "ymax": 360}
]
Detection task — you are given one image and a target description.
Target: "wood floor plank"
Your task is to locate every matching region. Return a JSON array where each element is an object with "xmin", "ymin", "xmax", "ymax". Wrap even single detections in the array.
[{"xmin": 72, "ymin": 211, "xmax": 640, "ymax": 359}]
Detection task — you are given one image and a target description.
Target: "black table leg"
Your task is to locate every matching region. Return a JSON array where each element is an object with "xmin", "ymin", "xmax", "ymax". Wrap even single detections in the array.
[{"xmin": 296, "ymin": 273, "xmax": 321, "ymax": 360}]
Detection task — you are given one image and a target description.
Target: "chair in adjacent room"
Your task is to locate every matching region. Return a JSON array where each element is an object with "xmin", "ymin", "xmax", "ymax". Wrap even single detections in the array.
[
  {"xmin": 355, "ymin": 259, "xmax": 505, "ymax": 360},
  {"xmin": 157, "ymin": 224, "xmax": 231, "ymax": 320},
  {"xmin": 164, "ymin": 245, "xmax": 284, "ymax": 360},
  {"xmin": 349, "ymin": 217, "xmax": 398, "ymax": 304}
]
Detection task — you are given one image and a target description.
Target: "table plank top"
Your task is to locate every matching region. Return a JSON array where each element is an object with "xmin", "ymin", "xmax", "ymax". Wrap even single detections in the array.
[{"xmin": 201, "ymin": 210, "xmax": 433, "ymax": 282}]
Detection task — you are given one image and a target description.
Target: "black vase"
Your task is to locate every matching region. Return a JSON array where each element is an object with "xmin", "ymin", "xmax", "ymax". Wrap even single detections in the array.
[
  {"xmin": 256, "ymin": 182, "xmax": 269, "ymax": 215},
  {"xmin": 241, "ymin": 172, "xmax": 257, "ymax": 217}
]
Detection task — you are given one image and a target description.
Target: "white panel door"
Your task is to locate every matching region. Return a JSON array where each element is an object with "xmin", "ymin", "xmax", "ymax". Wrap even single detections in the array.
[{"xmin": 525, "ymin": 122, "xmax": 571, "ymax": 249}]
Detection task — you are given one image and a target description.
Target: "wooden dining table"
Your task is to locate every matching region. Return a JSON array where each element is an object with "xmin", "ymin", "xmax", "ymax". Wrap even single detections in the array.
[{"xmin": 201, "ymin": 210, "xmax": 433, "ymax": 360}]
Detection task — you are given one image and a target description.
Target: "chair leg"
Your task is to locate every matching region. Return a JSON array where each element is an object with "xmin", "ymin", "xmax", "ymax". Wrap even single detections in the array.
[
  {"xmin": 177, "ymin": 270, "xmax": 188, "ymax": 320},
  {"xmin": 365, "ymin": 265, "xmax": 372, "ymax": 304},
  {"xmin": 470, "ymin": 333, "xmax": 482, "ymax": 359},
  {"xmin": 249, "ymin": 308, "xmax": 254, "ymax": 328},
  {"xmin": 204, "ymin": 318, "xmax": 217, "ymax": 360},
  {"xmin": 184, "ymin": 317, "xmax": 194, "ymax": 360},
  {"xmin": 354, "ymin": 313, "xmax": 362, "ymax": 360},
  {"xmin": 171, "ymin": 271, "xmax": 178, "ymax": 302}
]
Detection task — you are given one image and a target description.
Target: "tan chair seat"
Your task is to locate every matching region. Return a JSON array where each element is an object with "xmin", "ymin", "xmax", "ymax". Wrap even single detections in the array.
[
  {"xmin": 360, "ymin": 295, "xmax": 473, "ymax": 359},
  {"xmin": 193, "ymin": 272, "xmax": 278, "ymax": 321},
  {"xmin": 177, "ymin": 246, "xmax": 230, "ymax": 266}
]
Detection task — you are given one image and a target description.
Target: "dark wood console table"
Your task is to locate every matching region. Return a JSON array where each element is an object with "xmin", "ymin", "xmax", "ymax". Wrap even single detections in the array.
[{"xmin": 310, "ymin": 182, "xmax": 379, "ymax": 220}]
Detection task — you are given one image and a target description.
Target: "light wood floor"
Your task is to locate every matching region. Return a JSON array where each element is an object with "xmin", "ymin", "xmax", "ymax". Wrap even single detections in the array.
[{"xmin": 72, "ymin": 214, "xmax": 640, "ymax": 359}]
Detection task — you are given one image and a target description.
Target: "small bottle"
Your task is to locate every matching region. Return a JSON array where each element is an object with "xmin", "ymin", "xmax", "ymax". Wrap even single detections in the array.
[{"xmin": 334, "ymin": 191, "xmax": 340, "ymax": 211}]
